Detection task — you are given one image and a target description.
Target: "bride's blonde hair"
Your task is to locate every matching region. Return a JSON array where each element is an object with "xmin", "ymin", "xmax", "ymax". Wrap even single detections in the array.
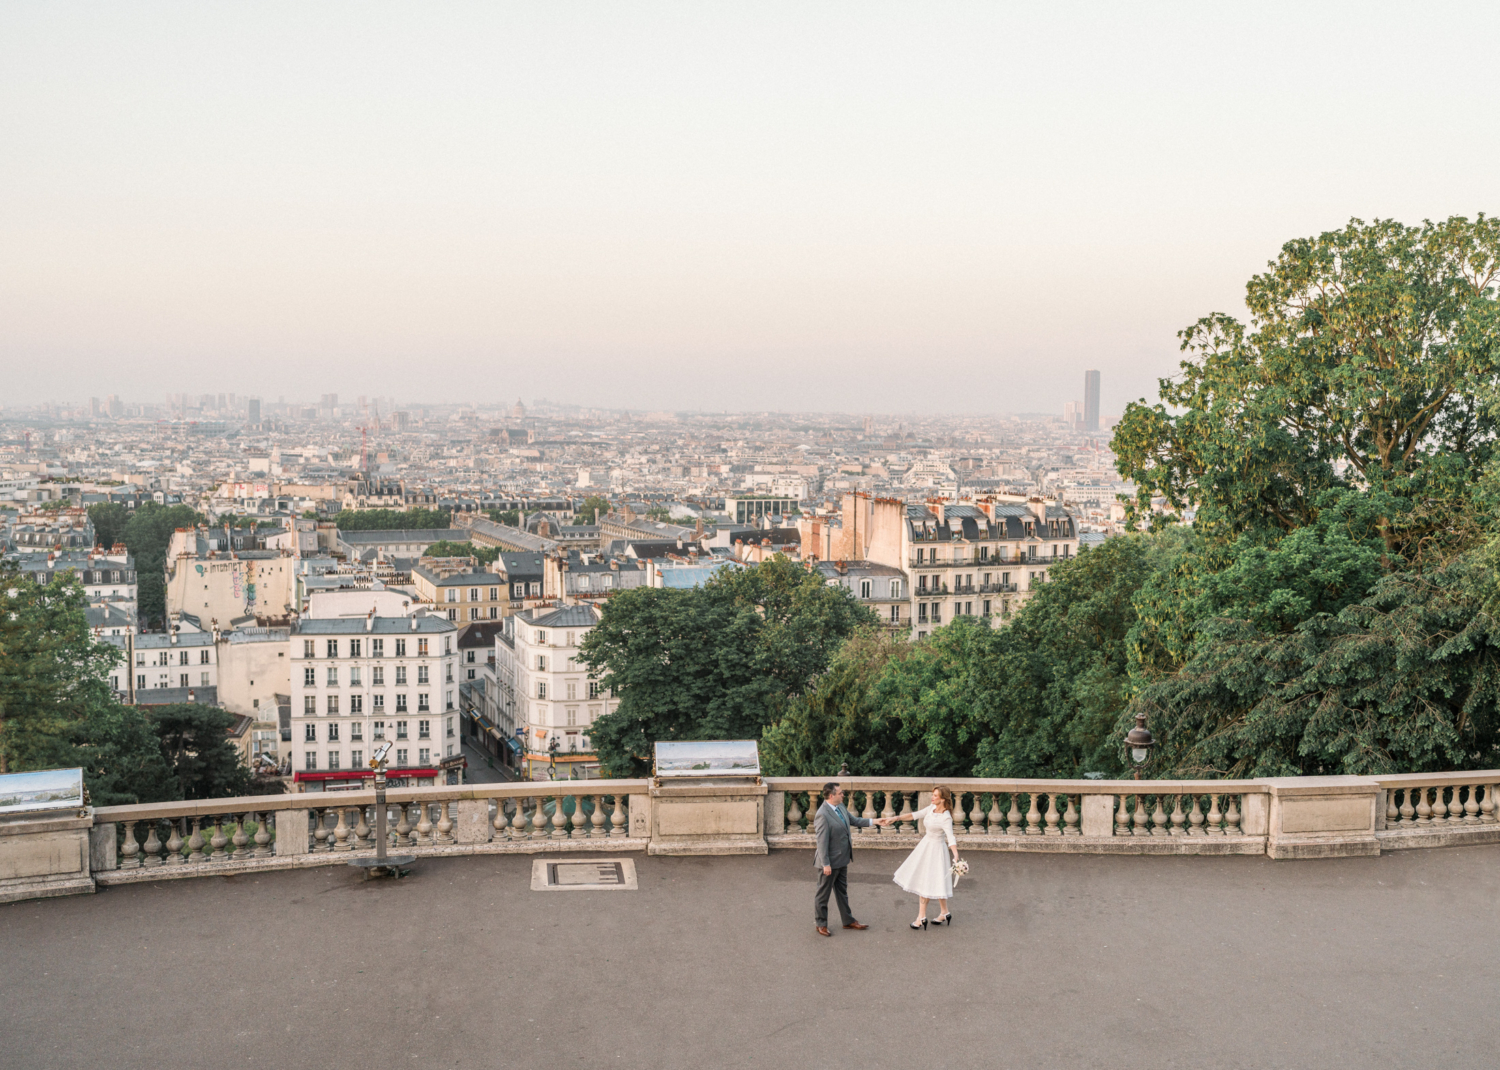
[{"xmin": 933, "ymin": 786, "xmax": 955, "ymax": 812}]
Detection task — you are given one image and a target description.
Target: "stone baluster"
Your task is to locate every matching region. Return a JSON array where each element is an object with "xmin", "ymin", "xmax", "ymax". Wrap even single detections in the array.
[
  {"xmin": 1169, "ymin": 795, "xmax": 1186, "ymax": 835},
  {"xmin": 119, "ymin": 821, "xmax": 141, "ymax": 869},
  {"xmin": 395, "ymin": 803, "xmax": 413, "ymax": 846},
  {"xmin": 416, "ymin": 803, "xmax": 434, "ymax": 844},
  {"xmin": 1044, "ymin": 793, "xmax": 1062, "ymax": 836},
  {"xmin": 353, "ymin": 807, "xmax": 370, "ymax": 849},
  {"xmin": 1416, "ymin": 787, "xmax": 1433, "ymax": 825},
  {"xmin": 1462, "ymin": 784, "xmax": 1479, "ymax": 824},
  {"xmin": 512, "ymin": 798, "xmax": 530, "ymax": 840},
  {"xmin": 899, "ymin": 791, "xmax": 915, "ymax": 832},
  {"xmin": 311, "ymin": 809, "xmax": 329, "ymax": 851},
  {"xmin": 1062, "ymin": 795, "xmax": 1080, "ymax": 835},
  {"xmin": 1114, "ymin": 795, "xmax": 1130, "ymax": 836},
  {"xmin": 1005, "ymin": 793, "xmax": 1022, "ymax": 836},
  {"xmin": 1224, "ymin": 795, "xmax": 1242, "ymax": 835},
  {"xmin": 530, "ymin": 799, "xmax": 550, "ymax": 840},
  {"xmin": 493, "ymin": 799, "xmax": 510, "ymax": 840},
  {"xmin": 966, "ymin": 794, "xmax": 984, "ymax": 835},
  {"xmin": 1131, "ymin": 795, "xmax": 1149, "ymax": 836},
  {"xmin": 1398, "ymin": 788, "xmax": 1415, "ymax": 824},
  {"xmin": 1432, "ymin": 787, "xmax": 1449, "ymax": 823},
  {"xmin": 332, "ymin": 808, "xmax": 352, "ymax": 851},
  {"xmin": 545, "ymin": 796, "xmax": 564, "ymax": 839},
  {"xmin": 253, "ymin": 813, "xmax": 272, "ymax": 857},
  {"xmin": 1205, "ymin": 795, "xmax": 1224, "ymax": 836},
  {"xmin": 878, "ymin": 791, "xmax": 896, "ymax": 833},
  {"xmin": 1484, "ymin": 784, "xmax": 1499, "ymax": 824},
  {"xmin": 1150, "ymin": 795, "xmax": 1168, "ymax": 836},
  {"xmin": 166, "ymin": 819, "xmax": 185, "ymax": 864},
  {"xmin": 231, "ymin": 815, "xmax": 249, "ymax": 859},
  {"xmin": 1188, "ymin": 794, "xmax": 1205, "ymax": 835},
  {"xmin": 610, "ymin": 795, "xmax": 626, "ymax": 837},
  {"xmin": 948, "ymin": 793, "xmax": 964, "ymax": 835},
  {"xmin": 985, "ymin": 794, "xmax": 1003, "ymax": 835},
  {"xmin": 860, "ymin": 790, "xmax": 878, "ymax": 834},
  {"xmin": 565, "ymin": 796, "xmax": 583, "ymax": 839},
  {"xmin": 436, "ymin": 802, "xmax": 455, "ymax": 844},
  {"xmin": 1025, "ymin": 792, "xmax": 1043, "ymax": 836},
  {"xmin": 141, "ymin": 821, "xmax": 163, "ymax": 866},
  {"xmin": 187, "ymin": 818, "xmax": 206, "ymax": 863},
  {"xmin": 1386, "ymin": 792, "xmax": 1400, "ymax": 827},
  {"xmin": 785, "ymin": 793, "xmax": 802, "ymax": 835}
]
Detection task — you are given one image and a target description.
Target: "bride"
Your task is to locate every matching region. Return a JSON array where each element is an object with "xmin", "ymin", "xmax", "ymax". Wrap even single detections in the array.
[{"xmin": 892, "ymin": 786, "xmax": 961, "ymax": 930}]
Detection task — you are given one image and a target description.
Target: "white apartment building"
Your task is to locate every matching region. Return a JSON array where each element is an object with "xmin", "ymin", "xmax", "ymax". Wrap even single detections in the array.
[
  {"xmin": 496, "ymin": 604, "xmax": 616, "ymax": 779},
  {"xmin": 289, "ymin": 615, "xmax": 460, "ymax": 792},
  {"xmin": 107, "ymin": 630, "xmax": 218, "ymax": 699}
]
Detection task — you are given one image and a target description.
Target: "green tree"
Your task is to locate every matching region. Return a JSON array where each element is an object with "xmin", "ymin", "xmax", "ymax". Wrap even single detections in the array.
[
  {"xmin": 122, "ymin": 503, "xmax": 204, "ymax": 629},
  {"xmin": 1112, "ymin": 215, "xmax": 1500, "ymax": 557},
  {"xmin": 332, "ymin": 507, "xmax": 452, "ymax": 530},
  {"xmin": 87, "ymin": 502, "xmax": 130, "ymax": 549},
  {"xmin": 149, "ymin": 703, "xmax": 253, "ymax": 799},
  {"xmin": 581, "ymin": 556, "xmax": 877, "ymax": 775},
  {"xmin": 486, "ymin": 509, "xmax": 520, "ymax": 527},
  {"xmin": 421, "ymin": 539, "xmax": 498, "ymax": 564},
  {"xmin": 574, "ymin": 496, "xmax": 610, "ymax": 525}
]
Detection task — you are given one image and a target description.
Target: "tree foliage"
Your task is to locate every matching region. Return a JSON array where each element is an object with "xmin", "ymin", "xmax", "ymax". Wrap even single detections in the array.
[
  {"xmin": 580, "ymin": 556, "xmax": 877, "ymax": 776},
  {"xmin": 422, "ymin": 539, "xmax": 499, "ymax": 565},
  {"xmin": 121, "ymin": 503, "xmax": 205, "ymax": 629},
  {"xmin": 333, "ymin": 507, "xmax": 453, "ymax": 530},
  {"xmin": 574, "ymin": 496, "xmax": 610, "ymax": 525},
  {"xmin": 150, "ymin": 703, "xmax": 254, "ymax": 800},
  {"xmin": 87, "ymin": 502, "xmax": 130, "ymax": 549},
  {"xmin": 486, "ymin": 509, "xmax": 520, "ymax": 527}
]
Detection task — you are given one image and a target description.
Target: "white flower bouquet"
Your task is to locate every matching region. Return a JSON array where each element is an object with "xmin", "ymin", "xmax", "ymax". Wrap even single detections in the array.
[{"xmin": 950, "ymin": 857, "xmax": 969, "ymax": 884}]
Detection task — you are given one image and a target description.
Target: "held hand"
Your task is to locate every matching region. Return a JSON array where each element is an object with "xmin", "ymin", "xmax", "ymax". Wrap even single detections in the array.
[{"xmin": 823, "ymin": 865, "xmax": 832, "ymax": 876}]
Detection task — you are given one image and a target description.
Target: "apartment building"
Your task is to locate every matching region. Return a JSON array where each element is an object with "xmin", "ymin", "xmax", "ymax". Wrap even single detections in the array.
[
  {"xmin": 495, "ymin": 604, "xmax": 616, "ymax": 779},
  {"xmin": 814, "ymin": 560, "xmax": 908, "ymax": 631},
  {"xmin": 108, "ymin": 629, "xmax": 218, "ymax": 698},
  {"xmin": 289, "ymin": 615, "xmax": 460, "ymax": 791},
  {"xmin": 411, "ymin": 558, "xmax": 508, "ymax": 622}
]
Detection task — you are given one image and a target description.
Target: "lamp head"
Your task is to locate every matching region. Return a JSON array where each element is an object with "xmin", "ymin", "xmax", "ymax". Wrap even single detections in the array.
[{"xmin": 1125, "ymin": 711, "xmax": 1154, "ymax": 765}]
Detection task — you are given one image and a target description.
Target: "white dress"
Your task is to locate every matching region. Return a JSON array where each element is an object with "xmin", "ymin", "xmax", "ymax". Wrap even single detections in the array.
[{"xmin": 892, "ymin": 805, "xmax": 957, "ymax": 899}]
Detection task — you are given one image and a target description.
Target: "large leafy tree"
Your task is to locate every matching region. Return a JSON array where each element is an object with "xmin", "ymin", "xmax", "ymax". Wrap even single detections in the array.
[
  {"xmin": 333, "ymin": 507, "xmax": 453, "ymax": 530},
  {"xmin": 580, "ymin": 556, "xmax": 877, "ymax": 775},
  {"xmin": 122, "ymin": 503, "xmax": 205, "ymax": 629},
  {"xmin": 150, "ymin": 703, "xmax": 253, "ymax": 799},
  {"xmin": 1113, "ymin": 216, "xmax": 1500, "ymax": 557},
  {"xmin": 422, "ymin": 539, "xmax": 499, "ymax": 564},
  {"xmin": 87, "ymin": 502, "xmax": 130, "ymax": 549},
  {"xmin": 574, "ymin": 496, "xmax": 610, "ymax": 525}
]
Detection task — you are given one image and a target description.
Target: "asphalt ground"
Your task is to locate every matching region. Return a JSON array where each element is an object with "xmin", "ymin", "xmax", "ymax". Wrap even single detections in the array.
[{"xmin": 3, "ymin": 844, "xmax": 1498, "ymax": 1070}]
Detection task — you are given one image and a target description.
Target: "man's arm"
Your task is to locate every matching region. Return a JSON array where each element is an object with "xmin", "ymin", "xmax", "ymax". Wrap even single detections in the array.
[
  {"xmin": 849, "ymin": 811, "xmax": 874, "ymax": 828},
  {"xmin": 813, "ymin": 805, "xmax": 831, "ymax": 870}
]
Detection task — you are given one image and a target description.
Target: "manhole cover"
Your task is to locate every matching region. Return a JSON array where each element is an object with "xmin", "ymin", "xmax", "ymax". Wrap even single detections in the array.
[{"xmin": 530, "ymin": 858, "xmax": 639, "ymax": 891}]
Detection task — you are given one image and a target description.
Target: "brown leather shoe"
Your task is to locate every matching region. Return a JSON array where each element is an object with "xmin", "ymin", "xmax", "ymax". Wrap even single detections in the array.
[
  {"xmin": 843, "ymin": 921, "xmax": 869, "ymax": 930},
  {"xmin": 816, "ymin": 926, "xmax": 832, "ymax": 937}
]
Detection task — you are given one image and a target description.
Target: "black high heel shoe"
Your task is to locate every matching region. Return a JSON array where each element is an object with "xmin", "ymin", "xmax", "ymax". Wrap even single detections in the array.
[
  {"xmin": 935, "ymin": 912, "xmax": 952, "ymax": 925},
  {"xmin": 910, "ymin": 918, "xmax": 928, "ymax": 930}
]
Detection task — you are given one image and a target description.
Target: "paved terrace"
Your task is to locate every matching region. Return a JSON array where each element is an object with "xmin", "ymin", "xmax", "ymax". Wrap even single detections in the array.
[{"xmin": 4, "ymin": 845, "xmax": 1499, "ymax": 1070}]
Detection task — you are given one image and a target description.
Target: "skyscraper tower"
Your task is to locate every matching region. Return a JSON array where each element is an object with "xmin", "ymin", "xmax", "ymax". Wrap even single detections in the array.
[{"xmin": 1084, "ymin": 370, "xmax": 1100, "ymax": 432}]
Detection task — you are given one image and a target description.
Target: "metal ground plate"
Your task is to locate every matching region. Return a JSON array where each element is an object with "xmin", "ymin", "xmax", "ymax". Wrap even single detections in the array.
[{"xmin": 530, "ymin": 858, "xmax": 639, "ymax": 891}]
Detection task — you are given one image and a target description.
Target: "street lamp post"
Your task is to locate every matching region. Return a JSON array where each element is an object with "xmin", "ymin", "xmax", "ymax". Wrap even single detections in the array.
[{"xmin": 1125, "ymin": 711, "xmax": 1154, "ymax": 780}]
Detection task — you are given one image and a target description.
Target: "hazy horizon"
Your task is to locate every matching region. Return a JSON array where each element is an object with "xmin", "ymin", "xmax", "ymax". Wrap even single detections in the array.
[{"xmin": 3, "ymin": 2, "xmax": 1497, "ymax": 415}]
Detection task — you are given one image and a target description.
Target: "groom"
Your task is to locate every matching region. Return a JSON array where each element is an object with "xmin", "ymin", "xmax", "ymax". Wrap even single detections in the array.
[{"xmin": 813, "ymin": 782, "xmax": 893, "ymax": 936}]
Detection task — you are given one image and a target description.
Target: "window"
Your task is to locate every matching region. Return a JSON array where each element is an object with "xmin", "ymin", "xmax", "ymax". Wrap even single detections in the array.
[
  {"xmin": 305, "ymin": 752, "xmax": 317, "ymax": 770},
  {"xmin": 446, "ymin": 589, "xmax": 457, "ymax": 603},
  {"xmin": 179, "ymin": 673, "xmax": 188, "ymax": 687},
  {"xmin": 566, "ymin": 680, "xmax": 577, "ymax": 701},
  {"xmin": 536, "ymin": 630, "xmax": 547, "ymax": 645},
  {"xmin": 373, "ymin": 721, "xmax": 386, "ymax": 740},
  {"xmin": 351, "ymin": 749, "xmax": 363, "ymax": 767},
  {"xmin": 350, "ymin": 666, "xmax": 361, "ymax": 686},
  {"xmin": 860, "ymin": 579, "xmax": 871, "ymax": 599},
  {"xmin": 350, "ymin": 639, "xmax": 361, "ymax": 657},
  {"xmin": 419, "ymin": 748, "xmax": 430, "ymax": 765},
  {"xmin": 417, "ymin": 638, "xmax": 429, "ymax": 656},
  {"xmin": 304, "ymin": 724, "xmax": 317, "ymax": 743},
  {"xmin": 469, "ymin": 588, "xmax": 479, "ymax": 602},
  {"xmin": 136, "ymin": 653, "xmax": 145, "ymax": 666},
  {"xmin": 469, "ymin": 607, "xmax": 479, "ymax": 620},
  {"xmin": 396, "ymin": 694, "xmax": 408, "ymax": 712},
  {"xmin": 466, "ymin": 650, "xmax": 476, "ymax": 664},
  {"xmin": 489, "ymin": 607, "xmax": 498, "ymax": 619},
  {"xmin": 350, "ymin": 695, "xmax": 363, "ymax": 714},
  {"xmin": 537, "ymin": 681, "xmax": 548, "ymax": 699},
  {"xmin": 467, "ymin": 668, "xmax": 475, "ymax": 680},
  {"xmin": 446, "ymin": 717, "xmax": 454, "ymax": 738},
  {"xmin": 179, "ymin": 650, "xmax": 189, "ymax": 666},
  {"xmin": 396, "ymin": 749, "xmax": 408, "ymax": 766},
  {"xmin": 395, "ymin": 638, "xmax": 406, "ymax": 657},
  {"xmin": 372, "ymin": 639, "xmax": 383, "ymax": 657},
  {"xmin": 137, "ymin": 674, "xmax": 146, "ymax": 689},
  {"xmin": 918, "ymin": 575, "xmax": 928, "ymax": 592},
  {"xmin": 890, "ymin": 605, "xmax": 901, "ymax": 623},
  {"xmin": 446, "ymin": 665, "xmax": 453, "ymax": 683},
  {"xmin": 588, "ymin": 680, "xmax": 601, "ymax": 699},
  {"xmin": 326, "ymin": 667, "xmax": 338, "ymax": 687},
  {"xmin": 447, "ymin": 608, "xmax": 457, "ymax": 621},
  {"xmin": 303, "ymin": 640, "xmax": 315, "ymax": 658},
  {"xmin": 199, "ymin": 649, "xmax": 210, "ymax": 664},
  {"xmin": 983, "ymin": 600, "xmax": 991, "ymax": 616},
  {"xmin": 328, "ymin": 723, "xmax": 340, "ymax": 742},
  {"xmin": 513, "ymin": 583, "xmax": 524, "ymax": 598},
  {"xmin": 328, "ymin": 751, "xmax": 340, "ymax": 770},
  {"xmin": 372, "ymin": 666, "xmax": 384, "ymax": 686},
  {"xmin": 304, "ymin": 695, "xmax": 317, "ymax": 714},
  {"xmin": 918, "ymin": 604, "xmax": 928, "ymax": 623},
  {"xmin": 489, "ymin": 587, "xmax": 498, "ymax": 601},
  {"xmin": 932, "ymin": 604, "xmax": 942, "ymax": 624},
  {"xmin": 327, "ymin": 695, "xmax": 339, "ymax": 714},
  {"xmin": 351, "ymin": 722, "xmax": 363, "ymax": 741},
  {"xmin": 417, "ymin": 665, "xmax": 429, "ymax": 684},
  {"xmin": 566, "ymin": 706, "xmax": 577, "ymax": 727},
  {"xmin": 565, "ymin": 632, "xmax": 574, "ymax": 647},
  {"xmin": 446, "ymin": 690, "xmax": 454, "ymax": 710},
  {"xmin": 601, "ymin": 575, "xmax": 612, "ymax": 589},
  {"xmin": 536, "ymin": 654, "xmax": 547, "ymax": 671},
  {"xmin": 916, "ymin": 548, "xmax": 925, "ymax": 564},
  {"xmin": 529, "ymin": 583, "xmax": 540, "ymax": 596},
  {"xmin": 418, "ymin": 693, "xmax": 430, "ymax": 712},
  {"xmin": 326, "ymin": 639, "xmax": 339, "ymax": 658},
  {"xmin": 418, "ymin": 719, "xmax": 431, "ymax": 739},
  {"xmin": 373, "ymin": 694, "xmax": 385, "ymax": 711},
  {"xmin": 396, "ymin": 720, "xmax": 409, "ymax": 739},
  {"xmin": 201, "ymin": 672, "xmax": 210, "ymax": 686},
  {"xmin": 395, "ymin": 666, "xmax": 407, "ymax": 685}
]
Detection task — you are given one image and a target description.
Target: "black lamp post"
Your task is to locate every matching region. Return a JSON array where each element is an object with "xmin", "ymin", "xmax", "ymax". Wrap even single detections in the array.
[{"xmin": 1125, "ymin": 711, "xmax": 1154, "ymax": 780}]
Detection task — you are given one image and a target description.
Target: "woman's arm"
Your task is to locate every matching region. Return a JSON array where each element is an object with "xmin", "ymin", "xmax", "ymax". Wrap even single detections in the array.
[{"xmin": 942, "ymin": 811, "xmax": 958, "ymax": 848}]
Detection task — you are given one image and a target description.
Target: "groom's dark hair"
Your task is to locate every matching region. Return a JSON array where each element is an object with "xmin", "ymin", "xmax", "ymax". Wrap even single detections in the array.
[{"xmin": 822, "ymin": 782, "xmax": 841, "ymax": 800}]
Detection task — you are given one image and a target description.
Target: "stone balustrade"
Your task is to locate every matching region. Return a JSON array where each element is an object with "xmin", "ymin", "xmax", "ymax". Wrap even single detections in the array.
[{"xmin": 5, "ymin": 770, "xmax": 1500, "ymax": 903}]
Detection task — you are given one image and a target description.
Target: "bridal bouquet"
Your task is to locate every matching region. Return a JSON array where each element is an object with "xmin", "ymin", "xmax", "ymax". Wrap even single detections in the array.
[{"xmin": 950, "ymin": 858, "xmax": 970, "ymax": 884}]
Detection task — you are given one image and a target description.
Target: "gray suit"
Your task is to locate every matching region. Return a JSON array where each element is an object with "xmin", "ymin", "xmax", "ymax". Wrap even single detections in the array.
[{"xmin": 814, "ymin": 800, "xmax": 874, "ymax": 926}]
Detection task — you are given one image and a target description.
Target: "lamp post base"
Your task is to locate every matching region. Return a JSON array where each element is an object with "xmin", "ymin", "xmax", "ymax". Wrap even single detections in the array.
[{"xmin": 349, "ymin": 854, "xmax": 416, "ymax": 880}]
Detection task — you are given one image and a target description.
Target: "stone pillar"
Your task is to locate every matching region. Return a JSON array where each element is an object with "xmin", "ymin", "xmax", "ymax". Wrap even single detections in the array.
[
  {"xmin": 647, "ymin": 779, "xmax": 768, "ymax": 856},
  {"xmin": 1080, "ymin": 795, "xmax": 1114, "ymax": 837},
  {"xmin": 0, "ymin": 811, "xmax": 95, "ymax": 904},
  {"xmin": 275, "ymin": 809, "xmax": 311, "ymax": 857},
  {"xmin": 1263, "ymin": 778, "xmax": 1379, "ymax": 859},
  {"xmin": 1240, "ymin": 793, "xmax": 1270, "ymax": 838},
  {"xmin": 764, "ymin": 790, "xmax": 785, "ymax": 837},
  {"xmin": 454, "ymin": 798, "xmax": 492, "ymax": 845},
  {"xmin": 627, "ymin": 794, "xmax": 651, "ymax": 840},
  {"xmin": 88, "ymin": 822, "xmax": 117, "ymax": 873}
]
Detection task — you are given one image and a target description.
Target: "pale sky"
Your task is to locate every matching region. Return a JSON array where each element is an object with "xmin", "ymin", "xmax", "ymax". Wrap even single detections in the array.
[{"xmin": 2, "ymin": 3, "xmax": 1497, "ymax": 415}]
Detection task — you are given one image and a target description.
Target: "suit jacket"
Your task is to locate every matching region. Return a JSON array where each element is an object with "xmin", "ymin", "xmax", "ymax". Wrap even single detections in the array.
[{"xmin": 814, "ymin": 801, "xmax": 873, "ymax": 870}]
